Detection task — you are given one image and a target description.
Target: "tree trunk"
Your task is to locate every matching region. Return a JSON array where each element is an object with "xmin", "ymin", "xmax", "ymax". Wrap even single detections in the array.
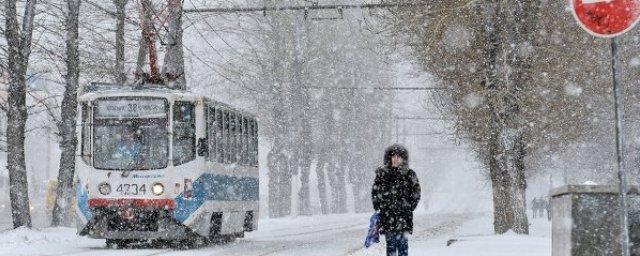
[
  {"xmin": 488, "ymin": 119, "xmax": 513, "ymax": 234},
  {"xmin": 352, "ymin": 180, "xmax": 370, "ymax": 213},
  {"xmin": 267, "ymin": 142, "xmax": 291, "ymax": 218},
  {"xmin": 161, "ymin": 0, "xmax": 186, "ymax": 89},
  {"xmin": 114, "ymin": 0, "xmax": 127, "ymax": 84},
  {"xmin": 134, "ymin": 35, "xmax": 148, "ymax": 82},
  {"xmin": 297, "ymin": 113, "xmax": 312, "ymax": 216},
  {"xmin": 137, "ymin": 0, "xmax": 158, "ymax": 81},
  {"xmin": 510, "ymin": 134, "xmax": 529, "ymax": 234},
  {"xmin": 134, "ymin": 0, "xmax": 150, "ymax": 81},
  {"xmin": 292, "ymin": 17, "xmax": 313, "ymax": 216},
  {"xmin": 480, "ymin": 0, "xmax": 518, "ymax": 235},
  {"xmin": 52, "ymin": 0, "xmax": 81, "ymax": 227},
  {"xmin": 314, "ymin": 158, "xmax": 330, "ymax": 215},
  {"xmin": 328, "ymin": 162, "xmax": 347, "ymax": 214},
  {"xmin": 267, "ymin": 149, "xmax": 282, "ymax": 218},
  {"xmin": 500, "ymin": 0, "xmax": 539, "ymax": 235},
  {"xmin": 3, "ymin": 0, "xmax": 37, "ymax": 229},
  {"xmin": 298, "ymin": 161, "xmax": 311, "ymax": 215},
  {"xmin": 297, "ymin": 121, "xmax": 312, "ymax": 215}
]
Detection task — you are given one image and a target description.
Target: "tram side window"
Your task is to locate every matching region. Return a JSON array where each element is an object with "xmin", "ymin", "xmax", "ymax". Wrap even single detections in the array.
[
  {"xmin": 230, "ymin": 112, "xmax": 237, "ymax": 163},
  {"xmin": 173, "ymin": 101, "xmax": 196, "ymax": 166},
  {"xmin": 223, "ymin": 110, "xmax": 230, "ymax": 164},
  {"xmin": 252, "ymin": 120, "xmax": 259, "ymax": 166},
  {"xmin": 206, "ymin": 106, "xmax": 216, "ymax": 162},
  {"xmin": 216, "ymin": 108, "xmax": 224, "ymax": 163},
  {"xmin": 237, "ymin": 115, "xmax": 243, "ymax": 165},
  {"xmin": 236, "ymin": 114, "xmax": 243, "ymax": 164},
  {"xmin": 241, "ymin": 117, "xmax": 248, "ymax": 165},
  {"xmin": 81, "ymin": 102, "xmax": 91, "ymax": 164},
  {"xmin": 247, "ymin": 119, "xmax": 254, "ymax": 165}
]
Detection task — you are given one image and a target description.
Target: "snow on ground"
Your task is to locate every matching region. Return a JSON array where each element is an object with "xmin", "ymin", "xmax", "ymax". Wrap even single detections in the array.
[
  {"xmin": 412, "ymin": 216, "xmax": 551, "ymax": 256},
  {"xmin": 353, "ymin": 214, "xmax": 550, "ymax": 256},
  {"xmin": 0, "ymin": 212, "xmax": 551, "ymax": 256},
  {"xmin": 352, "ymin": 212, "xmax": 551, "ymax": 256},
  {"xmin": 0, "ymin": 226, "xmax": 104, "ymax": 256},
  {"xmin": 410, "ymin": 214, "xmax": 547, "ymax": 256}
]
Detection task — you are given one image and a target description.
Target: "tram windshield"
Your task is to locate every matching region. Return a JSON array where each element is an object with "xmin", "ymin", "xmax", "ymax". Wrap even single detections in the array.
[{"xmin": 92, "ymin": 98, "xmax": 168, "ymax": 170}]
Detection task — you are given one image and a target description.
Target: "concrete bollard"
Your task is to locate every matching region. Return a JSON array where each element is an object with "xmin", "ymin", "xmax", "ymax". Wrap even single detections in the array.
[{"xmin": 551, "ymin": 185, "xmax": 640, "ymax": 256}]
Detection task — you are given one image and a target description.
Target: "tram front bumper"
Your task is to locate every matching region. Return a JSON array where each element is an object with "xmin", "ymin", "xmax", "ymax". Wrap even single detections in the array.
[{"xmin": 80, "ymin": 199, "xmax": 194, "ymax": 240}]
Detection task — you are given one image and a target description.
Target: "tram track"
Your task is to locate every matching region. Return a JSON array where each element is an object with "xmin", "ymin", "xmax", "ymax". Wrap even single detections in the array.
[
  {"xmin": 344, "ymin": 213, "xmax": 470, "ymax": 255},
  {"xmin": 259, "ymin": 222, "xmax": 365, "ymax": 240}
]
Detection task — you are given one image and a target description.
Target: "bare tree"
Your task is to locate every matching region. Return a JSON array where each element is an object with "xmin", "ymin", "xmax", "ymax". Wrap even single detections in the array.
[
  {"xmin": 114, "ymin": 0, "xmax": 128, "ymax": 84},
  {"xmin": 51, "ymin": 0, "xmax": 81, "ymax": 227},
  {"xmin": 3, "ymin": 0, "xmax": 37, "ymax": 228},
  {"xmin": 181, "ymin": 1, "xmax": 394, "ymax": 217},
  {"xmin": 386, "ymin": 0, "xmax": 603, "ymax": 234},
  {"xmin": 161, "ymin": 0, "xmax": 185, "ymax": 88}
]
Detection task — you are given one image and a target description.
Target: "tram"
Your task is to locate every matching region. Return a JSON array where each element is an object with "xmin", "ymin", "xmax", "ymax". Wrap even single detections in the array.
[{"xmin": 74, "ymin": 83, "xmax": 259, "ymax": 246}]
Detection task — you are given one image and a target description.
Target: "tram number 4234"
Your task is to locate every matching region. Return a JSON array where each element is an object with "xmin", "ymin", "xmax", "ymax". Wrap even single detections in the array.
[{"xmin": 116, "ymin": 184, "xmax": 146, "ymax": 195}]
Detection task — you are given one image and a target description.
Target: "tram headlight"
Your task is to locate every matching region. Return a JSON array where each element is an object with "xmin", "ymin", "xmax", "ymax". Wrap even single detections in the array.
[
  {"xmin": 152, "ymin": 183, "xmax": 164, "ymax": 196},
  {"xmin": 98, "ymin": 183, "xmax": 111, "ymax": 195}
]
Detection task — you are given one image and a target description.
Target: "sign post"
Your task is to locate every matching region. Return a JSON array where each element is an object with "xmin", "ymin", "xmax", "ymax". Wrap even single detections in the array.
[{"xmin": 571, "ymin": 1, "xmax": 640, "ymax": 255}]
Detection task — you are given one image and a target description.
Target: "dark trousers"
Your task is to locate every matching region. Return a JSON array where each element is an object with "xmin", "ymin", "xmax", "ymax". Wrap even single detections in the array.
[{"xmin": 385, "ymin": 233, "xmax": 408, "ymax": 256}]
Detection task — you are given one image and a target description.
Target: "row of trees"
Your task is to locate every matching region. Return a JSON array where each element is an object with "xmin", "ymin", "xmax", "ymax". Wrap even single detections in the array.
[
  {"xmin": 1, "ymin": 0, "xmax": 401, "ymax": 226},
  {"xmin": 183, "ymin": 1, "xmax": 398, "ymax": 217}
]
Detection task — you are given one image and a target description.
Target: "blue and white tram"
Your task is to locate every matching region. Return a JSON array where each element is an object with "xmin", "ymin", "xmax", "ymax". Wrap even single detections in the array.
[{"xmin": 74, "ymin": 83, "xmax": 259, "ymax": 246}]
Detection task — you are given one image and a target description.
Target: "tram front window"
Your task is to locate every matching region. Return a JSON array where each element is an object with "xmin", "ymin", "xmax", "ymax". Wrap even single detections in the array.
[{"xmin": 93, "ymin": 97, "xmax": 168, "ymax": 170}]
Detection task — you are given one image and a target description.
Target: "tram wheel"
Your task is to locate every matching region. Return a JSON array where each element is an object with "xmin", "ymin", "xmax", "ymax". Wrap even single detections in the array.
[
  {"xmin": 151, "ymin": 239, "xmax": 171, "ymax": 248},
  {"xmin": 170, "ymin": 235, "xmax": 206, "ymax": 249},
  {"xmin": 105, "ymin": 239, "xmax": 116, "ymax": 248},
  {"xmin": 106, "ymin": 239, "xmax": 135, "ymax": 249},
  {"xmin": 209, "ymin": 212, "xmax": 223, "ymax": 242}
]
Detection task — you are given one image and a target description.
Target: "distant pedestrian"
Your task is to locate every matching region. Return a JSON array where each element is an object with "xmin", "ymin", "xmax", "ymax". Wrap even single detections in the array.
[
  {"xmin": 545, "ymin": 198, "xmax": 551, "ymax": 221},
  {"xmin": 538, "ymin": 198, "xmax": 545, "ymax": 218},
  {"xmin": 531, "ymin": 197, "xmax": 538, "ymax": 218},
  {"xmin": 372, "ymin": 144, "xmax": 421, "ymax": 256}
]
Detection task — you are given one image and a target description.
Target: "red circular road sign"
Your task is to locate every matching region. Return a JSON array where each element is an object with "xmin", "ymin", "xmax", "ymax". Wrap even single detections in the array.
[{"xmin": 571, "ymin": 0, "xmax": 640, "ymax": 37}]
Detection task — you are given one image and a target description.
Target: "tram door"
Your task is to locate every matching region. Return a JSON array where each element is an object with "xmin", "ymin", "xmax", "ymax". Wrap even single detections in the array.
[{"xmin": 172, "ymin": 101, "xmax": 197, "ymax": 166}]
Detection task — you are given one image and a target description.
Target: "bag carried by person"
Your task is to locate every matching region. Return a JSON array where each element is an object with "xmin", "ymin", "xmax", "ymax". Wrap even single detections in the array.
[{"xmin": 364, "ymin": 212, "xmax": 380, "ymax": 248}]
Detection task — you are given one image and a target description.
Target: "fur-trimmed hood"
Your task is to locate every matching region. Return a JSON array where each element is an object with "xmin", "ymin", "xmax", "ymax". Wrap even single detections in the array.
[{"xmin": 383, "ymin": 144, "xmax": 409, "ymax": 167}]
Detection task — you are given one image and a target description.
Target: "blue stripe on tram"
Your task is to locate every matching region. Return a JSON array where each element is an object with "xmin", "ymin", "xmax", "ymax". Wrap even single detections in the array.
[
  {"xmin": 173, "ymin": 174, "xmax": 259, "ymax": 222},
  {"xmin": 76, "ymin": 185, "xmax": 92, "ymax": 220}
]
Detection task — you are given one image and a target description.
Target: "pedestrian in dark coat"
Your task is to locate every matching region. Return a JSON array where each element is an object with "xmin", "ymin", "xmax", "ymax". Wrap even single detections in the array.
[
  {"xmin": 545, "ymin": 197, "xmax": 551, "ymax": 221},
  {"xmin": 531, "ymin": 197, "xmax": 538, "ymax": 218},
  {"xmin": 372, "ymin": 144, "xmax": 421, "ymax": 256}
]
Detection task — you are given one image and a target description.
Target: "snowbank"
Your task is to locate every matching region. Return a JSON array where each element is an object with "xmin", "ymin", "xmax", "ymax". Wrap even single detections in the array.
[
  {"xmin": 0, "ymin": 227, "xmax": 102, "ymax": 256},
  {"xmin": 412, "ymin": 233, "xmax": 550, "ymax": 256}
]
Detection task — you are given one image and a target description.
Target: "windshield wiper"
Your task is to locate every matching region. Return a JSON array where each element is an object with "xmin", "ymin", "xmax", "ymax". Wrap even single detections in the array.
[{"xmin": 121, "ymin": 169, "xmax": 132, "ymax": 178}]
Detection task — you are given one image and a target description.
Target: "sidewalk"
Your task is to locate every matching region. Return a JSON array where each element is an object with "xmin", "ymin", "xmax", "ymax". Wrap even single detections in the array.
[{"xmin": 353, "ymin": 214, "xmax": 551, "ymax": 256}]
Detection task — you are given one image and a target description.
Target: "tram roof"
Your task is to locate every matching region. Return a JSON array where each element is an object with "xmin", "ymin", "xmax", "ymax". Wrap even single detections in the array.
[
  {"xmin": 79, "ymin": 82, "xmax": 202, "ymax": 103},
  {"xmin": 80, "ymin": 82, "xmax": 257, "ymax": 119},
  {"xmin": 81, "ymin": 82, "xmax": 194, "ymax": 95}
]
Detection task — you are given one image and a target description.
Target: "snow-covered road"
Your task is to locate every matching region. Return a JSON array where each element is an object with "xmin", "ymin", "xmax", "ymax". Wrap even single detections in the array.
[{"xmin": 0, "ymin": 212, "xmax": 472, "ymax": 256}]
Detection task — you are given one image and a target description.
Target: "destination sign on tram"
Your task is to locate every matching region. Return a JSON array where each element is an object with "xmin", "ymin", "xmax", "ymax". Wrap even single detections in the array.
[{"xmin": 95, "ymin": 98, "xmax": 166, "ymax": 118}]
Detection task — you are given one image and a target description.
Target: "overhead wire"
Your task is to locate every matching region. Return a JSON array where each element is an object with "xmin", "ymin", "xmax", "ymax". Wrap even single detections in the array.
[
  {"xmin": 180, "ymin": 7, "xmax": 261, "ymax": 91},
  {"xmin": 186, "ymin": 0, "xmax": 244, "ymax": 56},
  {"xmin": 179, "ymin": 1, "xmax": 283, "ymax": 94}
]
